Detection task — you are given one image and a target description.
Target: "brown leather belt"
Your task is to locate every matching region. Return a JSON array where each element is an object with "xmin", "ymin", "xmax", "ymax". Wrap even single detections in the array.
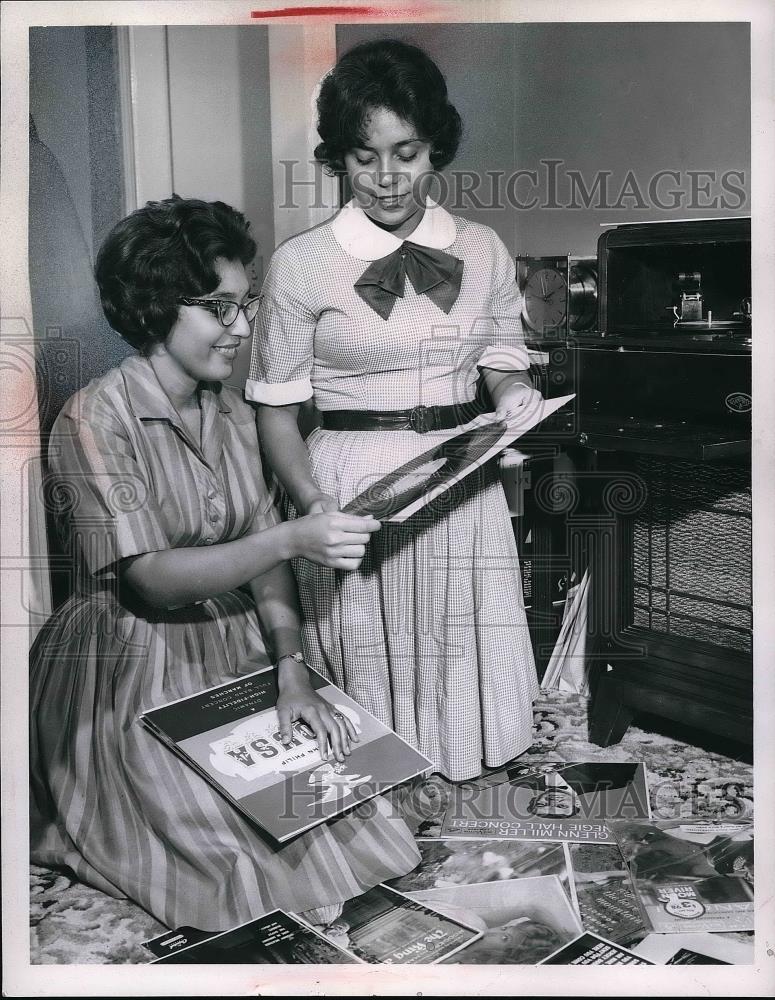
[{"xmin": 319, "ymin": 401, "xmax": 482, "ymax": 433}]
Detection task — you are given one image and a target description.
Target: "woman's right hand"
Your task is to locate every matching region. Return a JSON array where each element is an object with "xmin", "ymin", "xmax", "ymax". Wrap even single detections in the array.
[{"xmin": 289, "ymin": 508, "xmax": 381, "ymax": 570}]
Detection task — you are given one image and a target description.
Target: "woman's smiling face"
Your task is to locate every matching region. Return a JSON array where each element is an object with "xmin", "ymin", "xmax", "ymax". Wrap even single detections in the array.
[
  {"xmin": 344, "ymin": 106, "xmax": 434, "ymax": 238},
  {"xmin": 162, "ymin": 258, "xmax": 252, "ymax": 387}
]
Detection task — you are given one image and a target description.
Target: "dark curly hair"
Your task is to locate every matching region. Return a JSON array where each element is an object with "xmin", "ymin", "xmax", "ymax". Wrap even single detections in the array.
[
  {"xmin": 95, "ymin": 196, "xmax": 256, "ymax": 352},
  {"xmin": 314, "ymin": 39, "xmax": 462, "ymax": 174}
]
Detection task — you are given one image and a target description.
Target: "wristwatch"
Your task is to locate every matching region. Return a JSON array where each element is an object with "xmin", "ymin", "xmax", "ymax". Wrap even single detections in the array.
[{"xmin": 277, "ymin": 651, "xmax": 305, "ymax": 665}]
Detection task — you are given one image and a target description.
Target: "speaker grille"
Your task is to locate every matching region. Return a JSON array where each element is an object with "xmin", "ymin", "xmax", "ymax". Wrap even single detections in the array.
[{"xmin": 631, "ymin": 457, "xmax": 752, "ymax": 652}]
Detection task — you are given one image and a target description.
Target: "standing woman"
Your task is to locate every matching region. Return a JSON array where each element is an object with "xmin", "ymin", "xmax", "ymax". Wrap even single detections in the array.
[
  {"xmin": 249, "ymin": 40, "xmax": 542, "ymax": 783},
  {"xmin": 29, "ymin": 196, "xmax": 420, "ymax": 932}
]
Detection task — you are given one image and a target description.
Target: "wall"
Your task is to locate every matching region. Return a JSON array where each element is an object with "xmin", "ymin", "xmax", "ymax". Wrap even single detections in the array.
[
  {"xmin": 337, "ymin": 22, "xmax": 751, "ymax": 256},
  {"xmin": 164, "ymin": 25, "xmax": 275, "ymax": 386},
  {"xmin": 29, "ymin": 27, "xmax": 132, "ymax": 440},
  {"xmin": 29, "ymin": 28, "xmax": 95, "ymax": 261},
  {"xmin": 166, "ymin": 26, "xmax": 275, "ymax": 285}
]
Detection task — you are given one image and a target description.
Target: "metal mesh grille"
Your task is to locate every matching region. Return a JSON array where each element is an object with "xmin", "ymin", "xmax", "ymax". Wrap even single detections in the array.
[{"xmin": 631, "ymin": 457, "xmax": 751, "ymax": 652}]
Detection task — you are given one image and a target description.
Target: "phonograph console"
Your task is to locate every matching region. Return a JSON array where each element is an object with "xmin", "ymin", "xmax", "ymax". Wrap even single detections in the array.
[{"xmin": 519, "ymin": 218, "xmax": 752, "ymax": 751}]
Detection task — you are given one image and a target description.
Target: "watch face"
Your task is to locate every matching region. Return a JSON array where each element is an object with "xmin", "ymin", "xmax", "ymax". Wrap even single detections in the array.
[{"xmin": 523, "ymin": 266, "xmax": 568, "ymax": 333}]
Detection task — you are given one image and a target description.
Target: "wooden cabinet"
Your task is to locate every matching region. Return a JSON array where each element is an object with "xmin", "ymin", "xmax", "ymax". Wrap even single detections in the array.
[{"xmin": 581, "ymin": 449, "xmax": 753, "ymax": 752}]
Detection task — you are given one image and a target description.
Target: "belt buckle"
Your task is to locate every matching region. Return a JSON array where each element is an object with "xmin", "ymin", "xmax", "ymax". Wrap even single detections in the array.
[{"xmin": 409, "ymin": 405, "xmax": 434, "ymax": 433}]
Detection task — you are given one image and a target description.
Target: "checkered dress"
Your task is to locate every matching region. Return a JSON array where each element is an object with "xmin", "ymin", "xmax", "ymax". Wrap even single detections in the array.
[{"xmin": 248, "ymin": 206, "xmax": 540, "ymax": 781}]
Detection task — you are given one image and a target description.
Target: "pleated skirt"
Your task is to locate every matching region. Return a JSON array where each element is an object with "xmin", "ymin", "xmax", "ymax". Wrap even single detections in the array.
[
  {"xmin": 29, "ymin": 587, "xmax": 421, "ymax": 931},
  {"xmin": 294, "ymin": 427, "xmax": 541, "ymax": 782}
]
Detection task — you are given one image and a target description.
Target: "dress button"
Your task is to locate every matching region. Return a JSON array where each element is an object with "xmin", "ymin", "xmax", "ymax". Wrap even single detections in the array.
[
  {"xmin": 208, "ymin": 490, "xmax": 217, "ymax": 500},
  {"xmin": 210, "ymin": 513, "xmax": 219, "ymax": 523}
]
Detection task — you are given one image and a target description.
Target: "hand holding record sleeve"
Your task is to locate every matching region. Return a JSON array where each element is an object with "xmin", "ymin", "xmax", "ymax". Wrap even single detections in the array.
[
  {"xmin": 343, "ymin": 394, "xmax": 575, "ymax": 523},
  {"xmin": 139, "ymin": 665, "xmax": 432, "ymax": 843}
]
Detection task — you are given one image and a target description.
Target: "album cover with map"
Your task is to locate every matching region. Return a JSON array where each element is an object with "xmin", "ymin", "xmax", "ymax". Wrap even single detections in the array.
[{"xmin": 140, "ymin": 665, "xmax": 431, "ymax": 843}]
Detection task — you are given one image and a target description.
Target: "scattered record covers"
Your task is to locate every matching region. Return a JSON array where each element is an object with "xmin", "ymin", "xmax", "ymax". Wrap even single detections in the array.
[
  {"xmin": 441, "ymin": 768, "xmax": 649, "ymax": 844},
  {"xmin": 143, "ymin": 925, "xmax": 217, "ymax": 959},
  {"xmin": 665, "ymin": 949, "xmax": 731, "ymax": 966},
  {"xmin": 312, "ymin": 884, "xmax": 482, "ymax": 964},
  {"xmin": 386, "ymin": 838, "xmax": 570, "ymax": 895},
  {"xmin": 408, "ymin": 875, "xmax": 583, "ymax": 965},
  {"xmin": 462, "ymin": 761, "xmax": 651, "ymax": 818},
  {"xmin": 566, "ymin": 841, "xmax": 647, "ymax": 944},
  {"xmin": 539, "ymin": 931, "xmax": 654, "ymax": 965},
  {"xmin": 611, "ymin": 820, "xmax": 754, "ymax": 933},
  {"xmin": 441, "ymin": 760, "xmax": 650, "ymax": 843},
  {"xmin": 149, "ymin": 910, "xmax": 359, "ymax": 964},
  {"xmin": 632, "ymin": 931, "xmax": 754, "ymax": 965}
]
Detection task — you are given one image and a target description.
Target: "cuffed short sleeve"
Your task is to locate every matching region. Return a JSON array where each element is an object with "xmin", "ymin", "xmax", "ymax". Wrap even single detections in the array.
[
  {"xmin": 477, "ymin": 235, "xmax": 531, "ymax": 372},
  {"xmin": 247, "ymin": 243, "xmax": 316, "ymax": 405},
  {"xmin": 47, "ymin": 402, "xmax": 171, "ymax": 575}
]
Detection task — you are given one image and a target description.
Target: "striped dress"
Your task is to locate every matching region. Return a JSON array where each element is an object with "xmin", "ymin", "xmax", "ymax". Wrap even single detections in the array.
[
  {"xmin": 247, "ymin": 201, "xmax": 540, "ymax": 782},
  {"xmin": 29, "ymin": 354, "xmax": 420, "ymax": 932}
]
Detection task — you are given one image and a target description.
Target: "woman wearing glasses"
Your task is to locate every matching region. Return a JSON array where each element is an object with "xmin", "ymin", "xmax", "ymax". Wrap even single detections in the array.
[{"xmin": 29, "ymin": 196, "xmax": 420, "ymax": 933}]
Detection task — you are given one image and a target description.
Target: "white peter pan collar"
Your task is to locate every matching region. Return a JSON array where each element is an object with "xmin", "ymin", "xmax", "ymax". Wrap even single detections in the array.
[{"xmin": 330, "ymin": 197, "xmax": 457, "ymax": 261}]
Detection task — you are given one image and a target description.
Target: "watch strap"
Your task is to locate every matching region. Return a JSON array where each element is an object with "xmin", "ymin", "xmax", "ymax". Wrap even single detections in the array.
[{"xmin": 277, "ymin": 651, "xmax": 305, "ymax": 665}]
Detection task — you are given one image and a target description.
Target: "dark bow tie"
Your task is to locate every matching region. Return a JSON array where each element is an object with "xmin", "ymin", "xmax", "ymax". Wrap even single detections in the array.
[{"xmin": 354, "ymin": 241, "xmax": 464, "ymax": 320}]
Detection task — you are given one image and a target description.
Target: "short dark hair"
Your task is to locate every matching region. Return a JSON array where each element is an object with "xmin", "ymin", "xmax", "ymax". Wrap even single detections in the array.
[
  {"xmin": 314, "ymin": 39, "xmax": 462, "ymax": 174},
  {"xmin": 95, "ymin": 196, "xmax": 256, "ymax": 352}
]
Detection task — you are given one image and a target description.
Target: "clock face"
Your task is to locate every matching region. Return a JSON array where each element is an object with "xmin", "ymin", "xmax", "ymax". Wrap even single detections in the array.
[{"xmin": 523, "ymin": 266, "xmax": 568, "ymax": 333}]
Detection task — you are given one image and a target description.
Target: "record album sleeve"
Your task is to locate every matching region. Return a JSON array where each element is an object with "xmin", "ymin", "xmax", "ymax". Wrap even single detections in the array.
[
  {"xmin": 140, "ymin": 665, "xmax": 432, "ymax": 843},
  {"xmin": 343, "ymin": 395, "xmax": 574, "ymax": 523}
]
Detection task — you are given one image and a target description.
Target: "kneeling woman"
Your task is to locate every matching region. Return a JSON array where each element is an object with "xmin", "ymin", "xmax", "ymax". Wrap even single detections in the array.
[{"xmin": 29, "ymin": 197, "xmax": 420, "ymax": 932}]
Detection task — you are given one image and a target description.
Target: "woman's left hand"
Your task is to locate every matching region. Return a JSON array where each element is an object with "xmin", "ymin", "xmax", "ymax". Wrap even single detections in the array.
[
  {"xmin": 276, "ymin": 673, "xmax": 360, "ymax": 763},
  {"xmin": 494, "ymin": 384, "xmax": 544, "ymax": 425}
]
